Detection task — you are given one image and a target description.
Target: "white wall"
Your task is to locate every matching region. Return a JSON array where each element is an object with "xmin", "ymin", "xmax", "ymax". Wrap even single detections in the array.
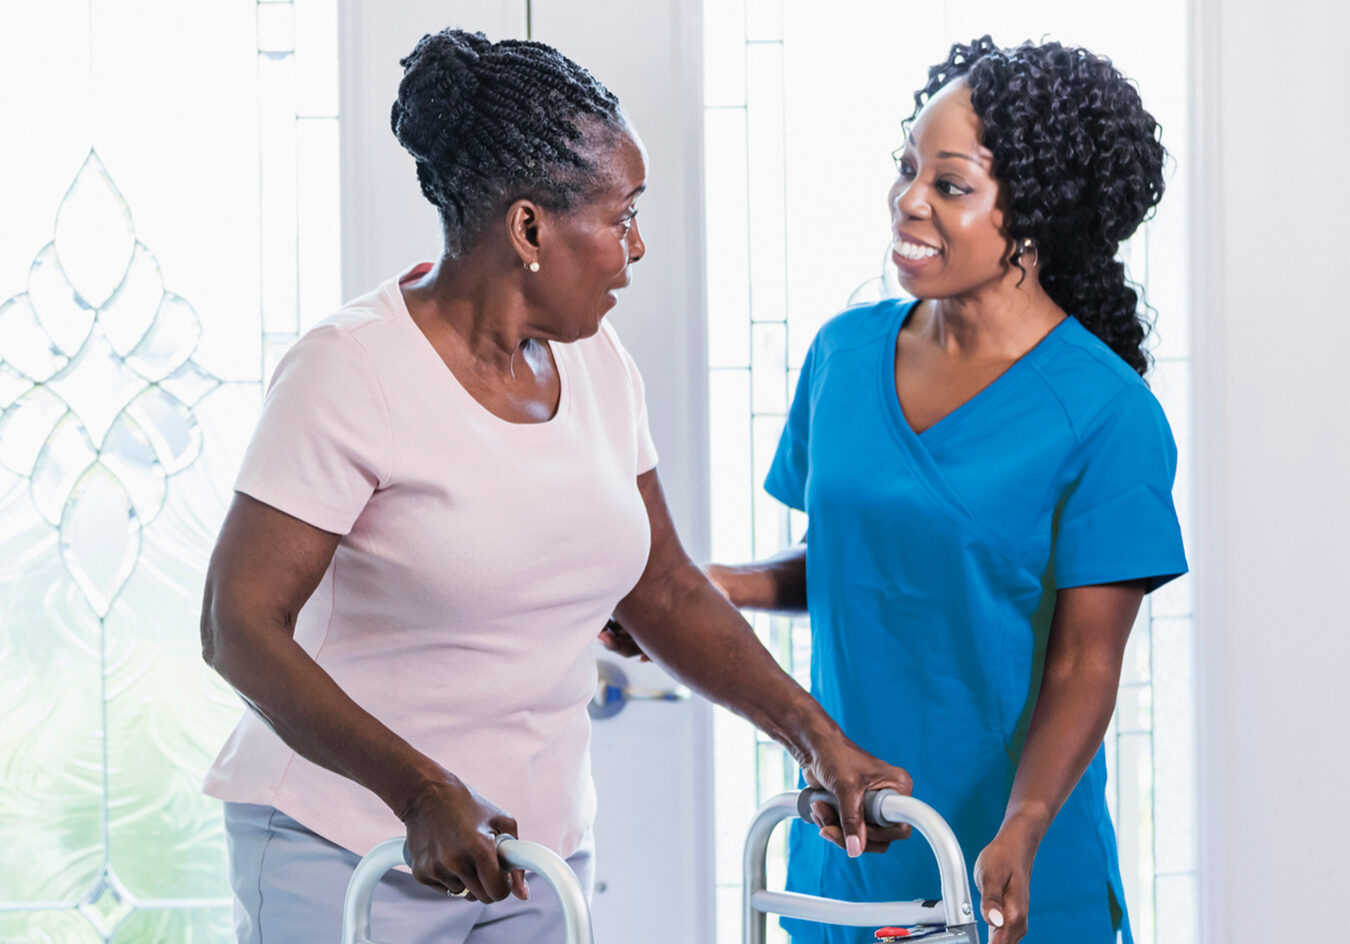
[{"xmin": 1192, "ymin": 0, "xmax": 1350, "ymax": 938}]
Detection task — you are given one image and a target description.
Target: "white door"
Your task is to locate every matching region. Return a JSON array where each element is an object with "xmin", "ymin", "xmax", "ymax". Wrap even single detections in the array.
[{"xmin": 339, "ymin": 2, "xmax": 715, "ymax": 941}]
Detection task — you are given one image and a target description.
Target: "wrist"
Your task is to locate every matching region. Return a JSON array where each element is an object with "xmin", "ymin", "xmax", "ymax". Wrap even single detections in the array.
[
  {"xmin": 778, "ymin": 697, "xmax": 846, "ymax": 767},
  {"xmin": 1000, "ymin": 804, "xmax": 1052, "ymax": 852},
  {"xmin": 383, "ymin": 754, "xmax": 456, "ymax": 823}
]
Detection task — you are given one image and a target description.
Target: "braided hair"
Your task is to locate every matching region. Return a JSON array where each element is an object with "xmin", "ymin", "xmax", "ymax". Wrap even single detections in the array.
[
  {"xmin": 911, "ymin": 37, "xmax": 1166, "ymax": 376},
  {"xmin": 391, "ymin": 29, "xmax": 626, "ymax": 258}
]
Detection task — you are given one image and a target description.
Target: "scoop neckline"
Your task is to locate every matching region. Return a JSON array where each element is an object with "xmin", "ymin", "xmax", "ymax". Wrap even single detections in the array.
[{"xmin": 390, "ymin": 263, "xmax": 573, "ymax": 432}]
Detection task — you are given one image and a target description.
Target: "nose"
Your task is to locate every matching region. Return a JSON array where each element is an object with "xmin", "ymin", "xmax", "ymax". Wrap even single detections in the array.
[
  {"xmin": 628, "ymin": 216, "xmax": 646, "ymax": 264},
  {"xmin": 890, "ymin": 176, "xmax": 931, "ymax": 221}
]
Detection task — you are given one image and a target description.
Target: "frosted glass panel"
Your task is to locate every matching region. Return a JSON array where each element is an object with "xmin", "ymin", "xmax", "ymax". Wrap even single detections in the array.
[{"xmin": 0, "ymin": 2, "xmax": 338, "ymax": 939}]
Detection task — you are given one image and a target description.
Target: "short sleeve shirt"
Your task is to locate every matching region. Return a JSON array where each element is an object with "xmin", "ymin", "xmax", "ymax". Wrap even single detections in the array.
[{"xmin": 203, "ymin": 263, "xmax": 659, "ymax": 858}]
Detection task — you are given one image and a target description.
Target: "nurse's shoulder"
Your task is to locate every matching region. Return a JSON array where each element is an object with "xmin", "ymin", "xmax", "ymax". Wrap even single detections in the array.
[
  {"xmin": 807, "ymin": 298, "xmax": 907, "ymax": 370},
  {"xmin": 1035, "ymin": 315, "xmax": 1170, "ymax": 443}
]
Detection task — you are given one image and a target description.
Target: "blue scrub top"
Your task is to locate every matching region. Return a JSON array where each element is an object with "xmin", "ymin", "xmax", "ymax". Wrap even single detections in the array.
[{"xmin": 765, "ymin": 299, "xmax": 1187, "ymax": 944}]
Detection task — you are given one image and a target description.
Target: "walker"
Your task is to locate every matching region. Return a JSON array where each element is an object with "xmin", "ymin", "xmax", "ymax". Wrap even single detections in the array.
[
  {"xmin": 743, "ymin": 788, "xmax": 979, "ymax": 943},
  {"xmin": 340, "ymin": 833, "xmax": 594, "ymax": 944},
  {"xmin": 342, "ymin": 787, "xmax": 976, "ymax": 944}
]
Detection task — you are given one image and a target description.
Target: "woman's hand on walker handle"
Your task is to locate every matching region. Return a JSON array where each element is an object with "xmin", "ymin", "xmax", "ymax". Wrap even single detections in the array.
[
  {"xmin": 800, "ymin": 742, "xmax": 914, "ymax": 855},
  {"xmin": 973, "ymin": 824, "xmax": 1036, "ymax": 943},
  {"xmin": 398, "ymin": 769, "xmax": 529, "ymax": 903}
]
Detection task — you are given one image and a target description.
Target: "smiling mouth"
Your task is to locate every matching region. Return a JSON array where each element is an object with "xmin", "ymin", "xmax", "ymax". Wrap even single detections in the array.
[{"xmin": 892, "ymin": 238, "xmax": 940, "ymax": 261}]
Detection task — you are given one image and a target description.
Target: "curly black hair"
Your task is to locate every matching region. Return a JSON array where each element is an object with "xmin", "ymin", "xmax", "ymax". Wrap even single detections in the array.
[
  {"xmin": 910, "ymin": 37, "xmax": 1166, "ymax": 375},
  {"xmin": 390, "ymin": 29, "xmax": 626, "ymax": 258}
]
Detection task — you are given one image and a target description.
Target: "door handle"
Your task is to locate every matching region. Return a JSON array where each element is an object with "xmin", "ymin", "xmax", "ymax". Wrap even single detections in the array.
[{"xmin": 589, "ymin": 660, "xmax": 691, "ymax": 719}]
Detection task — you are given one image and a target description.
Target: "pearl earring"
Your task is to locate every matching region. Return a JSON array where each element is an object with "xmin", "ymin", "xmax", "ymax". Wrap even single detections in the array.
[{"xmin": 526, "ymin": 260, "xmax": 540, "ymax": 273}]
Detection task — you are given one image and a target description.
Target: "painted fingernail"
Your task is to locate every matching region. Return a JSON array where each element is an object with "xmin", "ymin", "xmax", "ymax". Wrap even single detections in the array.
[
  {"xmin": 988, "ymin": 908, "xmax": 1005, "ymax": 928},
  {"xmin": 845, "ymin": 835, "xmax": 862, "ymax": 858}
]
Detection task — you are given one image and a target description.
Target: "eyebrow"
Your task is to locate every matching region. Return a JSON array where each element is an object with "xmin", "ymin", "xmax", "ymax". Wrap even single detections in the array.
[
  {"xmin": 904, "ymin": 136, "xmax": 985, "ymax": 167},
  {"xmin": 624, "ymin": 184, "xmax": 647, "ymax": 200}
]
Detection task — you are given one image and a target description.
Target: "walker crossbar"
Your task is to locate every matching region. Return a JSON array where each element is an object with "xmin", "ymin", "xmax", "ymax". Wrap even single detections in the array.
[
  {"xmin": 340, "ymin": 833, "xmax": 594, "ymax": 944},
  {"xmin": 743, "ymin": 790, "xmax": 979, "ymax": 944}
]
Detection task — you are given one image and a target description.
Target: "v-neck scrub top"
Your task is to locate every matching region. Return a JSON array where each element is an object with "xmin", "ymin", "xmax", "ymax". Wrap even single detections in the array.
[
  {"xmin": 766, "ymin": 299, "xmax": 1187, "ymax": 944},
  {"xmin": 203, "ymin": 264, "xmax": 659, "ymax": 860}
]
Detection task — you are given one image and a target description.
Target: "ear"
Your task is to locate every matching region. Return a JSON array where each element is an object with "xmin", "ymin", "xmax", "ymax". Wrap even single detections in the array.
[{"xmin": 505, "ymin": 199, "xmax": 543, "ymax": 269}]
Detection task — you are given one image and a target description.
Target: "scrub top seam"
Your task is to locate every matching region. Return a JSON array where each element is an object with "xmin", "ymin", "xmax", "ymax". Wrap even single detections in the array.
[{"xmin": 809, "ymin": 299, "xmax": 906, "ymax": 376}]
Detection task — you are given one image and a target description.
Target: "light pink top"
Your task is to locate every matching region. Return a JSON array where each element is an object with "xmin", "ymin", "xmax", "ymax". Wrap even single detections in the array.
[{"xmin": 203, "ymin": 264, "xmax": 658, "ymax": 858}]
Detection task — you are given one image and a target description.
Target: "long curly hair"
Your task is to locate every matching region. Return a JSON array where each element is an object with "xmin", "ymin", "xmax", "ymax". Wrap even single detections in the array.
[
  {"xmin": 911, "ymin": 37, "xmax": 1166, "ymax": 375},
  {"xmin": 390, "ymin": 29, "xmax": 626, "ymax": 258}
]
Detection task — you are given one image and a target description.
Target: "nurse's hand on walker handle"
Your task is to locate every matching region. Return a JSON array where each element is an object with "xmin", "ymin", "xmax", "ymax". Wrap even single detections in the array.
[
  {"xmin": 396, "ymin": 766, "xmax": 530, "ymax": 903},
  {"xmin": 972, "ymin": 822, "xmax": 1036, "ymax": 943}
]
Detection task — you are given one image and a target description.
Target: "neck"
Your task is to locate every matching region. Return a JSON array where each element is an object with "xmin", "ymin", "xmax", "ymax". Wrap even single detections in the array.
[
  {"xmin": 402, "ymin": 252, "xmax": 545, "ymax": 376},
  {"xmin": 917, "ymin": 269, "xmax": 1065, "ymax": 359}
]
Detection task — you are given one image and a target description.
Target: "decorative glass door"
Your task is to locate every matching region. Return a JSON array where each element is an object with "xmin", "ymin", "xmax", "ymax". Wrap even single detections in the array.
[{"xmin": 0, "ymin": 1, "xmax": 339, "ymax": 939}]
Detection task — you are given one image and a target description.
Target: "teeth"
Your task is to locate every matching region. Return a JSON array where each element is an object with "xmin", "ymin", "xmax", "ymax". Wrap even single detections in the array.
[{"xmin": 893, "ymin": 239, "xmax": 939, "ymax": 260}]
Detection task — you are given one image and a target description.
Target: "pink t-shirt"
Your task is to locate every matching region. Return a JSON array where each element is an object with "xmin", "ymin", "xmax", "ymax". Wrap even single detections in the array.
[{"xmin": 203, "ymin": 264, "xmax": 658, "ymax": 858}]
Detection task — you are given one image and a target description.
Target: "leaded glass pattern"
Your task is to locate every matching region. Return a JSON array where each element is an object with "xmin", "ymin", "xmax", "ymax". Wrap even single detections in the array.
[
  {"xmin": 703, "ymin": 3, "xmax": 1195, "ymax": 943},
  {"xmin": 0, "ymin": 2, "xmax": 339, "ymax": 940}
]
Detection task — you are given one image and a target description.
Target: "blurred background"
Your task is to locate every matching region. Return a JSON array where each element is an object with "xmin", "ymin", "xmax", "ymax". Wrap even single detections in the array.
[{"xmin": 0, "ymin": 1, "xmax": 1344, "ymax": 942}]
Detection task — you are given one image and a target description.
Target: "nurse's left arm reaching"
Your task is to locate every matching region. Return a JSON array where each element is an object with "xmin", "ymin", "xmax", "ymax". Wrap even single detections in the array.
[
  {"xmin": 612, "ymin": 469, "xmax": 914, "ymax": 856},
  {"xmin": 974, "ymin": 579, "xmax": 1147, "ymax": 944}
]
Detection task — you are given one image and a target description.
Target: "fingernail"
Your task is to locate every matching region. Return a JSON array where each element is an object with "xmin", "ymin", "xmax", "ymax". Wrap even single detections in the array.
[
  {"xmin": 988, "ymin": 908, "xmax": 1004, "ymax": 928},
  {"xmin": 521, "ymin": 880, "xmax": 530, "ymax": 901},
  {"xmin": 845, "ymin": 835, "xmax": 862, "ymax": 858}
]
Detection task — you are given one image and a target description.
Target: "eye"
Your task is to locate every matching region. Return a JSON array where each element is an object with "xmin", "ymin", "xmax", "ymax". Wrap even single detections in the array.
[
  {"xmin": 618, "ymin": 210, "xmax": 638, "ymax": 234},
  {"xmin": 936, "ymin": 179, "xmax": 971, "ymax": 196}
]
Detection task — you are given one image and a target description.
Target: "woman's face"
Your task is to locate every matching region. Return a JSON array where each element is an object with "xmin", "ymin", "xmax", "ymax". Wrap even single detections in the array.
[
  {"xmin": 528, "ymin": 128, "xmax": 647, "ymax": 341},
  {"xmin": 887, "ymin": 80, "xmax": 1013, "ymax": 300}
]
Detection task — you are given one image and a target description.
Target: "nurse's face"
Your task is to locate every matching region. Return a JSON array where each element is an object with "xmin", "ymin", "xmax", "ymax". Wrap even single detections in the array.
[{"xmin": 887, "ymin": 80, "xmax": 1015, "ymax": 300}]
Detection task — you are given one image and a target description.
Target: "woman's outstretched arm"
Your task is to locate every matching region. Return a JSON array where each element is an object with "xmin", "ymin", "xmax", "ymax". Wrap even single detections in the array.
[{"xmin": 613, "ymin": 469, "xmax": 911, "ymax": 855}]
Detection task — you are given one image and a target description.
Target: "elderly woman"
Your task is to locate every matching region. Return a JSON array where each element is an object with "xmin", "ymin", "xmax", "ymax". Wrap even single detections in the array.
[
  {"xmin": 702, "ymin": 37, "xmax": 1188, "ymax": 944},
  {"xmin": 199, "ymin": 28, "xmax": 907, "ymax": 944}
]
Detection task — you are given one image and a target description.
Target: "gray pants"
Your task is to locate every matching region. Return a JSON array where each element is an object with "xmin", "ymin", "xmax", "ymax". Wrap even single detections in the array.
[{"xmin": 224, "ymin": 802, "xmax": 594, "ymax": 944}]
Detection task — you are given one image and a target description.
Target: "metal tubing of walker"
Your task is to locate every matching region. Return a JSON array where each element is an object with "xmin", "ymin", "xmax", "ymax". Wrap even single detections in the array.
[
  {"xmin": 341, "ymin": 835, "xmax": 594, "ymax": 944},
  {"xmin": 742, "ymin": 791, "xmax": 975, "ymax": 944}
]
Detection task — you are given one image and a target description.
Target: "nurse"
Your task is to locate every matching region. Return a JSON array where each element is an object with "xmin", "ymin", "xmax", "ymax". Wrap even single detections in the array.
[{"xmin": 706, "ymin": 37, "xmax": 1187, "ymax": 944}]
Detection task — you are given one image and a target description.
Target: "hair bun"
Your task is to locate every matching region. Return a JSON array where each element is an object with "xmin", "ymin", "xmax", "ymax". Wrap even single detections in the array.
[
  {"xmin": 387, "ymin": 27, "xmax": 624, "ymax": 258},
  {"xmin": 390, "ymin": 29, "xmax": 490, "ymax": 167}
]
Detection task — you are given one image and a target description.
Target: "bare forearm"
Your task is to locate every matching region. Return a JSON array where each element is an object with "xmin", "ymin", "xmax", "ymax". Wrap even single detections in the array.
[
  {"xmin": 204, "ymin": 604, "xmax": 439, "ymax": 819},
  {"xmin": 614, "ymin": 556, "xmax": 837, "ymax": 764},
  {"xmin": 708, "ymin": 542, "xmax": 807, "ymax": 614},
  {"xmin": 1002, "ymin": 661, "xmax": 1121, "ymax": 843}
]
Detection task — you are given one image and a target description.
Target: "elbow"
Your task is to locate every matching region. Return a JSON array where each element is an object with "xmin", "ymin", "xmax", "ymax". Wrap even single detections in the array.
[
  {"xmin": 200, "ymin": 605, "xmax": 227, "ymax": 676},
  {"xmin": 199, "ymin": 585, "xmax": 244, "ymax": 680}
]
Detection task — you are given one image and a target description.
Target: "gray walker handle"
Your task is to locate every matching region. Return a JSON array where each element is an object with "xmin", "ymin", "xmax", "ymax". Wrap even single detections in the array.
[
  {"xmin": 341, "ymin": 834, "xmax": 594, "ymax": 944},
  {"xmin": 743, "ymin": 789, "xmax": 979, "ymax": 944}
]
